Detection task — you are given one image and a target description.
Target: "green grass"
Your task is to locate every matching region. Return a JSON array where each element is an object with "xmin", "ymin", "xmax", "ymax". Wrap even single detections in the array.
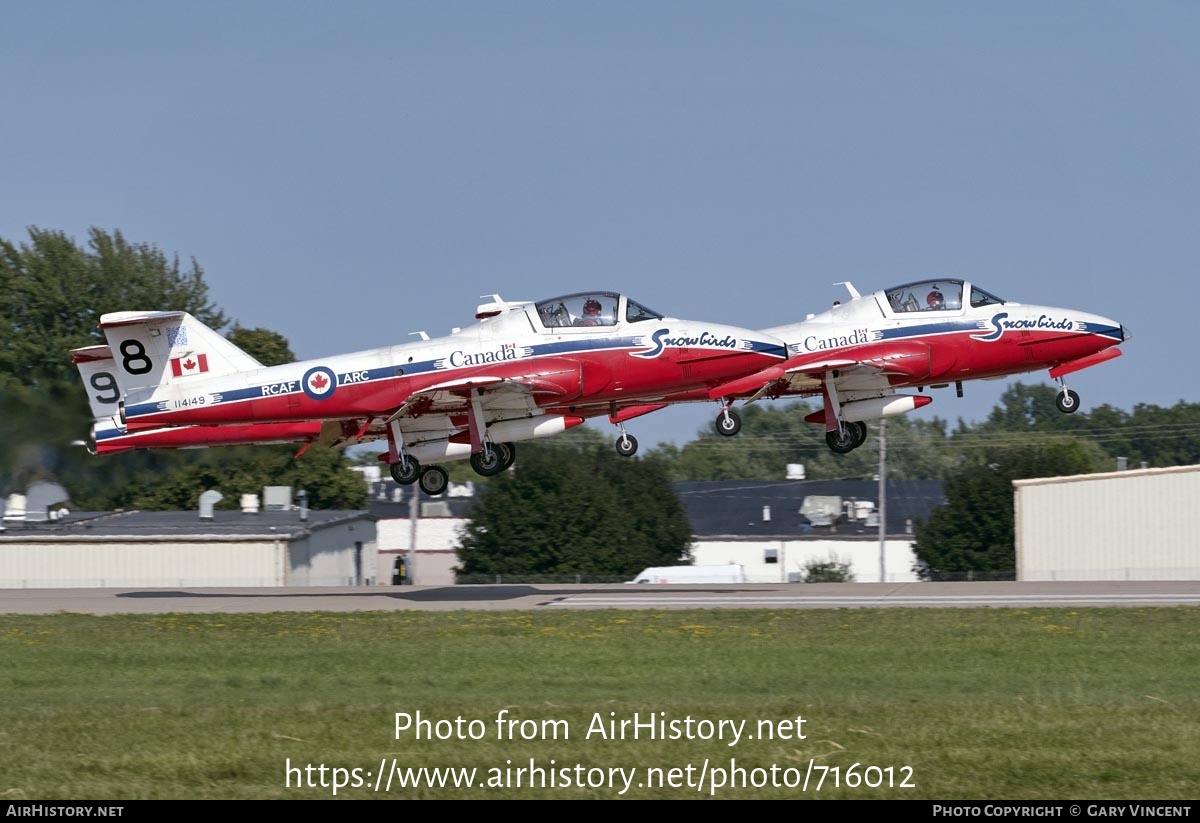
[{"xmin": 1, "ymin": 608, "xmax": 1197, "ymax": 799}]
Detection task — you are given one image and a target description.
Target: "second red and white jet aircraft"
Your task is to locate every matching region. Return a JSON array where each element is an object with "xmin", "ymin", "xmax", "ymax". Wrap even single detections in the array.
[{"xmin": 693, "ymin": 277, "xmax": 1131, "ymax": 453}]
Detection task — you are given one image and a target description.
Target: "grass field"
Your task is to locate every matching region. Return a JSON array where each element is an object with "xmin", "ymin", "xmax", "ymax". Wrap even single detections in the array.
[{"xmin": 1, "ymin": 607, "xmax": 1197, "ymax": 800}]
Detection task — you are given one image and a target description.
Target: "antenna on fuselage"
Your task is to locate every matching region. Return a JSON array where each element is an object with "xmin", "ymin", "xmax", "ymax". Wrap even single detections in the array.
[
  {"xmin": 409, "ymin": 331, "xmax": 430, "ymax": 341},
  {"xmin": 833, "ymin": 281, "xmax": 861, "ymax": 300}
]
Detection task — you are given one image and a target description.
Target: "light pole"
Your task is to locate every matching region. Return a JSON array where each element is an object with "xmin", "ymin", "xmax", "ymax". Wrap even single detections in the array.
[
  {"xmin": 407, "ymin": 485, "xmax": 418, "ymax": 585},
  {"xmin": 878, "ymin": 419, "xmax": 887, "ymax": 583}
]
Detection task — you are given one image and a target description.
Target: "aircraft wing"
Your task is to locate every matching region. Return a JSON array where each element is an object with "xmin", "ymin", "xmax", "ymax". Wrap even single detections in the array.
[
  {"xmin": 385, "ymin": 357, "xmax": 592, "ymax": 423},
  {"xmin": 719, "ymin": 340, "xmax": 948, "ymax": 403},
  {"xmin": 311, "ymin": 357, "xmax": 599, "ymax": 452}
]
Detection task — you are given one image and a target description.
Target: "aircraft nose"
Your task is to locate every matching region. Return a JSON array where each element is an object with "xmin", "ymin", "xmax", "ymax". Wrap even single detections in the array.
[{"xmin": 1121, "ymin": 324, "xmax": 1132, "ymax": 343}]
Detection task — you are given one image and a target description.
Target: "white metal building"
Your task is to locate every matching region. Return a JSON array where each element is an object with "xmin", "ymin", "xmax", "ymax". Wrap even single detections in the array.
[
  {"xmin": 692, "ymin": 537, "xmax": 919, "ymax": 583},
  {"xmin": 367, "ymin": 480, "xmax": 475, "ymax": 586},
  {"xmin": 1014, "ymin": 464, "xmax": 1200, "ymax": 581},
  {"xmin": 0, "ymin": 508, "xmax": 378, "ymax": 588},
  {"xmin": 374, "ymin": 502, "xmax": 466, "ymax": 586}
]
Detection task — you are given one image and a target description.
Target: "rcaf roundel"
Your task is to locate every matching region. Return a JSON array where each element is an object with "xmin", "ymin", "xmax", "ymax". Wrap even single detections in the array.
[{"xmin": 302, "ymin": 366, "xmax": 338, "ymax": 400}]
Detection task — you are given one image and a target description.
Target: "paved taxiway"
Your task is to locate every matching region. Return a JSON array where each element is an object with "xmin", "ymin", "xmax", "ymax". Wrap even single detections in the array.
[{"xmin": 2, "ymin": 581, "xmax": 1199, "ymax": 615}]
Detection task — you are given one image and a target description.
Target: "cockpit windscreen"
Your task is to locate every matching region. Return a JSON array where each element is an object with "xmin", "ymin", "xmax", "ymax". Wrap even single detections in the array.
[
  {"xmin": 884, "ymin": 280, "xmax": 965, "ymax": 313},
  {"xmin": 535, "ymin": 292, "xmax": 621, "ymax": 328}
]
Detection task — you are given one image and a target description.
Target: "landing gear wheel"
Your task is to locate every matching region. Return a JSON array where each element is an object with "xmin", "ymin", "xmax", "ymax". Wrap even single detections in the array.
[
  {"xmin": 389, "ymin": 457, "xmax": 421, "ymax": 485},
  {"xmin": 615, "ymin": 434, "xmax": 639, "ymax": 457},
  {"xmin": 714, "ymin": 409, "xmax": 742, "ymax": 437},
  {"xmin": 496, "ymin": 442, "xmax": 516, "ymax": 471},
  {"xmin": 470, "ymin": 446, "xmax": 508, "ymax": 477},
  {"xmin": 826, "ymin": 425, "xmax": 859, "ymax": 454},
  {"xmin": 1056, "ymin": 389, "xmax": 1080, "ymax": 414},
  {"xmin": 418, "ymin": 465, "xmax": 449, "ymax": 496},
  {"xmin": 850, "ymin": 421, "xmax": 868, "ymax": 449}
]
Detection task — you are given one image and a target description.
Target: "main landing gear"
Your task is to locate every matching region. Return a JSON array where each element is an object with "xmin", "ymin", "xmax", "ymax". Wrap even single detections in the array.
[
  {"xmin": 387, "ymin": 411, "xmax": 503, "ymax": 496},
  {"xmin": 820, "ymin": 380, "xmax": 869, "ymax": 454},
  {"xmin": 418, "ymin": 466, "xmax": 448, "ymax": 496},
  {"xmin": 388, "ymin": 441, "xmax": 515, "ymax": 497},
  {"xmin": 389, "ymin": 456, "xmax": 421, "ymax": 485},
  {"xmin": 825, "ymin": 421, "xmax": 868, "ymax": 454},
  {"xmin": 470, "ymin": 442, "xmax": 516, "ymax": 477},
  {"xmin": 387, "ymin": 456, "xmax": 449, "ymax": 497}
]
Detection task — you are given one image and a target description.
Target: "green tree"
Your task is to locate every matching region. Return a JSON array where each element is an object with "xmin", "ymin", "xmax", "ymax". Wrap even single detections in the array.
[
  {"xmin": 979, "ymin": 382, "xmax": 1091, "ymax": 435},
  {"xmin": 968, "ymin": 382, "xmax": 1200, "ymax": 470},
  {"xmin": 226, "ymin": 325, "xmax": 295, "ymax": 366},
  {"xmin": 1115, "ymin": 401, "xmax": 1200, "ymax": 468},
  {"xmin": 912, "ymin": 437, "xmax": 1106, "ymax": 580},
  {"xmin": 455, "ymin": 438, "xmax": 692, "ymax": 581},
  {"xmin": 0, "ymin": 227, "xmax": 225, "ymax": 386}
]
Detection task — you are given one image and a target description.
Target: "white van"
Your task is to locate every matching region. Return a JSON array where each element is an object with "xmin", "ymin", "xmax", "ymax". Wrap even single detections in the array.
[{"xmin": 626, "ymin": 564, "xmax": 747, "ymax": 584}]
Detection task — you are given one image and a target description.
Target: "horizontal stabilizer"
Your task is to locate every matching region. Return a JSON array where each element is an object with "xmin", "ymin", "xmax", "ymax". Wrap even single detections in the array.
[{"xmin": 71, "ymin": 345, "xmax": 113, "ymax": 364}]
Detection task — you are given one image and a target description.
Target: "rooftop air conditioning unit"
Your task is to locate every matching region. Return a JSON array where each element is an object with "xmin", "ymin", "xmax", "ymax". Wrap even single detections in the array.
[{"xmin": 263, "ymin": 486, "xmax": 293, "ymax": 511}]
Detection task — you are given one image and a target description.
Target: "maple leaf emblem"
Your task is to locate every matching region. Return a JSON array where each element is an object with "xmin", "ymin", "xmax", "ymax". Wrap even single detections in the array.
[
  {"xmin": 183, "ymin": 358, "xmax": 196, "ymax": 371},
  {"xmin": 310, "ymin": 373, "xmax": 329, "ymax": 390}
]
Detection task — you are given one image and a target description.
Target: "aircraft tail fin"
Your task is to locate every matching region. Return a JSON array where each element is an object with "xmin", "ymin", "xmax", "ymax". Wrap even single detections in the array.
[
  {"xmin": 98, "ymin": 311, "xmax": 264, "ymax": 393},
  {"xmin": 71, "ymin": 344, "xmax": 126, "ymax": 451}
]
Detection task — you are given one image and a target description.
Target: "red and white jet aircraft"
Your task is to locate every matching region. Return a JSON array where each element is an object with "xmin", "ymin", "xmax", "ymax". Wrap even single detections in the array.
[
  {"xmin": 696, "ymin": 277, "xmax": 1131, "ymax": 453},
  {"xmin": 97, "ymin": 292, "xmax": 789, "ymax": 495}
]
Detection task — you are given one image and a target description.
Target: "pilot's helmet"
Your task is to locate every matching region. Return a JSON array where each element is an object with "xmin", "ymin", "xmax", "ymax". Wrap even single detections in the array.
[
  {"xmin": 927, "ymin": 289, "xmax": 945, "ymax": 309},
  {"xmin": 583, "ymin": 298, "xmax": 602, "ymax": 316}
]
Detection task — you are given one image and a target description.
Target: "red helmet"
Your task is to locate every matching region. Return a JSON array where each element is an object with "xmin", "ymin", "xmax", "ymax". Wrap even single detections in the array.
[
  {"xmin": 583, "ymin": 298, "xmax": 602, "ymax": 315},
  {"xmin": 927, "ymin": 290, "xmax": 944, "ymax": 308}
]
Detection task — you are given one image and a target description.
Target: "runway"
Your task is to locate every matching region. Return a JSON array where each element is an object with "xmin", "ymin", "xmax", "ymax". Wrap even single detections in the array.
[{"xmin": 2, "ymin": 580, "xmax": 1199, "ymax": 615}]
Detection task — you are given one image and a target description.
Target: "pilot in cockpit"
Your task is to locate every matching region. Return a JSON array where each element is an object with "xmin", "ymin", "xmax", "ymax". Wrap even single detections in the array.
[
  {"xmin": 926, "ymin": 288, "xmax": 945, "ymax": 310},
  {"xmin": 580, "ymin": 298, "xmax": 603, "ymax": 326}
]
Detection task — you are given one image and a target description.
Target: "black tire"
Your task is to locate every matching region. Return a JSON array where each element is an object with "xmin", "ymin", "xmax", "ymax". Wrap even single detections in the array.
[
  {"xmin": 1056, "ymin": 389, "xmax": 1081, "ymax": 414},
  {"xmin": 714, "ymin": 409, "xmax": 742, "ymax": 437},
  {"xmin": 496, "ymin": 442, "xmax": 516, "ymax": 471},
  {"xmin": 850, "ymin": 421, "xmax": 869, "ymax": 449},
  {"xmin": 389, "ymin": 457, "xmax": 420, "ymax": 485},
  {"xmin": 419, "ymin": 466, "xmax": 449, "ymax": 496},
  {"xmin": 826, "ymin": 426, "xmax": 859, "ymax": 454},
  {"xmin": 615, "ymin": 434, "xmax": 639, "ymax": 457},
  {"xmin": 470, "ymin": 447, "xmax": 506, "ymax": 477}
]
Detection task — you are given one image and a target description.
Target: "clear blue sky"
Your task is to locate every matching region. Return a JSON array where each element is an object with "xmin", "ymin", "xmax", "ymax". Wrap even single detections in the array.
[{"xmin": 2, "ymin": 3, "xmax": 1195, "ymax": 450}]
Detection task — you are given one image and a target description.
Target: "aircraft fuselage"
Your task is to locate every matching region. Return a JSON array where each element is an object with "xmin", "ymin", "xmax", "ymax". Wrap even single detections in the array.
[{"xmin": 119, "ymin": 306, "xmax": 787, "ymax": 432}]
